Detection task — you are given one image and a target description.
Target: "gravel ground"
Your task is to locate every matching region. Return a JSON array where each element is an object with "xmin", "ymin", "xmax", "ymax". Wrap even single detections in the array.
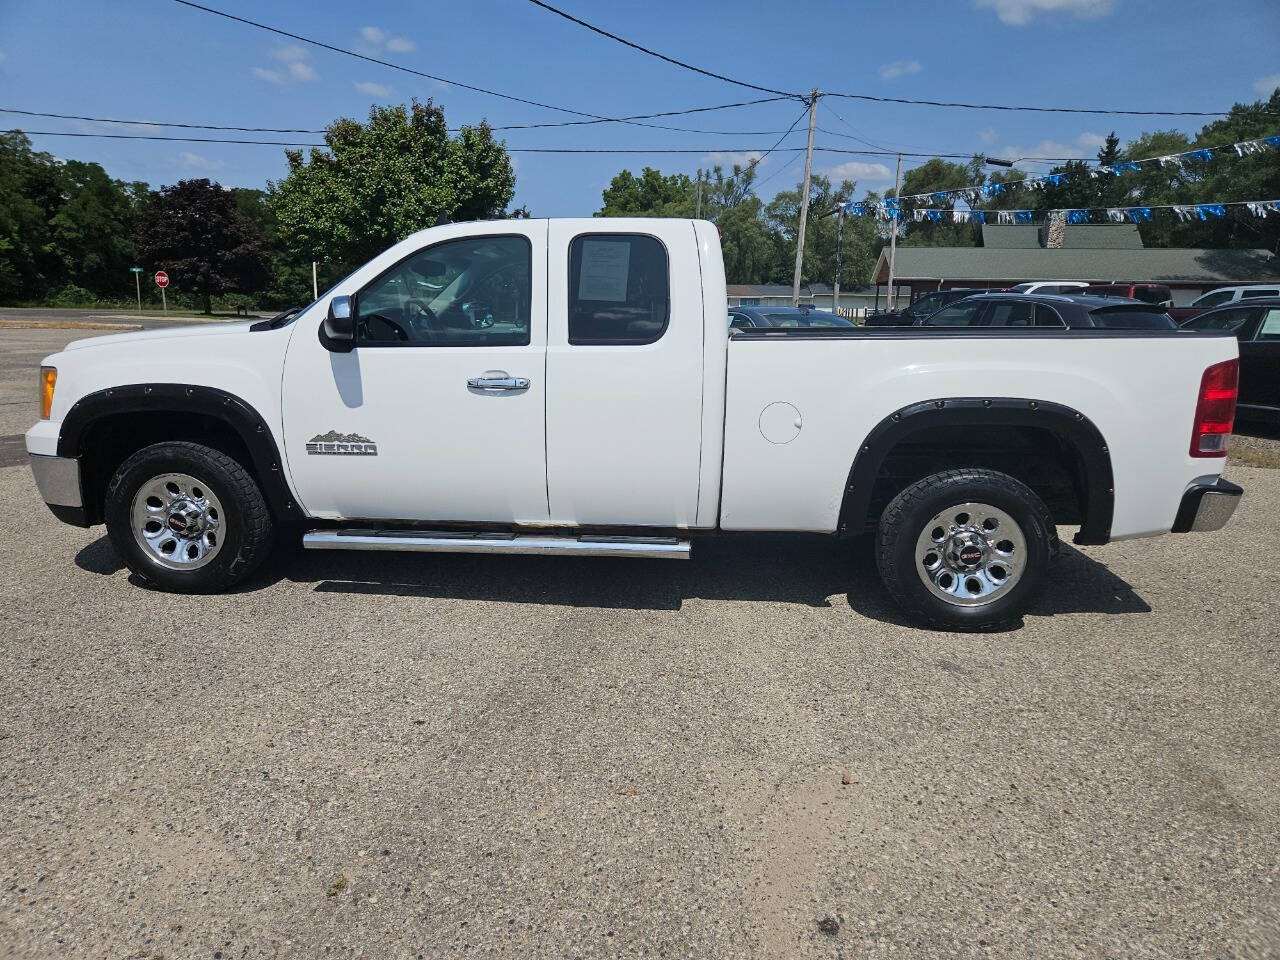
[{"xmin": 1, "ymin": 329, "xmax": 1278, "ymax": 959}]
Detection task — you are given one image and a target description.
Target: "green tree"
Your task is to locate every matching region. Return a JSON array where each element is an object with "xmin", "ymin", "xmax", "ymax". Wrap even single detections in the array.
[
  {"xmin": 50, "ymin": 160, "xmax": 140, "ymax": 297},
  {"xmin": 766, "ymin": 174, "xmax": 878, "ymax": 287},
  {"xmin": 269, "ymin": 100, "xmax": 516, "ymax": 272},
  {"xmin": 598, "ymin": 166, "xmax": 694, "ymax": 217},
  {"xmin": 0, "ymin": 132, "xmax": 61, "ymax": 300},
  {"xmin": 135, "ymin": 179, "xmax": 270, "ymax": 313}
]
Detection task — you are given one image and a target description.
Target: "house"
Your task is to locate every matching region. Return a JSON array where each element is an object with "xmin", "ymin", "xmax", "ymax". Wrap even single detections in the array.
[{"xmin": 871, "ymin": 223, "xmax": 1280, "ymax": 306}]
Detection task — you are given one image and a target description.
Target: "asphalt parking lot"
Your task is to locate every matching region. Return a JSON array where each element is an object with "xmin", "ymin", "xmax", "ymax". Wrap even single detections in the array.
[{"xmin": 1, "ymin": 324, "xmax": 1278, "ymax": 959}]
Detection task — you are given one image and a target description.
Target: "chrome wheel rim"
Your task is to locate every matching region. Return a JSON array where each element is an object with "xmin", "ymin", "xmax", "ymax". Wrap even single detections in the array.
[
  {"xmin": 130, "ymin": 472, "xmax": 225, "ymax": 571},
  {"xmin": 914, "ymin": 501, "xmax": 1026, "ymax": 607}
]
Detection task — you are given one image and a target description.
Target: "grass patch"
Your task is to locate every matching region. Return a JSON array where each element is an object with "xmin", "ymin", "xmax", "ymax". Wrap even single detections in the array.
[{"xmin": 325, "ymin": 873, "xmax": 349, "ymax": 897}]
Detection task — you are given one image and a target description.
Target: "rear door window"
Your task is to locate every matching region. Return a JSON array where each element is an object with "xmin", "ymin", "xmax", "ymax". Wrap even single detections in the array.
[
  {"xmin": 986, "ymin": 301, "xmax": 1035, "ymax": 326},
  {"xmin": 1184, "ymin": 307, "xmax": 1257, "ymax": 334},
  {"xmin": 568, "ymin": 234, "xmax": 670, "ymax": 345},
  {"xmin": 1241, "ymin": 288, "xmax": 1280, "ymax": 299},
  {"xmin": 1034, "ymin": 305, "xmax": 1066, "ymax": 327},
  {"xmin": 923, "ymin": 301, "xmax": 986, "ymax": 326},
  {"xmin": 1256, "ymin": 308, "xmax": 1280, "ymax": 341},
  {"xmin": 1088, "ymin": 306, "xmax": 1176, "ymax": 329},
  {"xmin": 1193, "ymin": 290, "xmax": 1234, "ymax": 307}
]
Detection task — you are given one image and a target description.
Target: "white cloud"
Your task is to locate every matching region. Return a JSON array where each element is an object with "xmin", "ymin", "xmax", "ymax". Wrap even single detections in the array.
[
  {"xmin": 974, "ymin": 0, "xmax": 1112, "ymax": 25},
  {"xmin": 993, "ymin": 131, "xmax": 1106, "ymax": 161},
  {"xmin": 252, "ymin": 46, "xmax": 318, "ymax": 84},
  {"xmin": 287, "ymin": 61, "xmax": 318, "ymax": 82},
  {"xmin": 879, "ymin": 59, "xmax": 921, "ymax": 81},
  {"xmin": 354, "ymin": 80, "xmax": 393, "ymax": 97},
  {"xmin": 700, "ymin": 150, "xmax": 764, "ymax": 168},
  {"xmin": 357, "ymin": 25, "xmax": 415, "ymax": 55},
  {"xmin": 177, "ymin": 151, "xmax": 222, "ymax": 171},
  {"xmin": 272, "ymin": 44, "xmax": 308, "ymax": 62},
  {"xmin": 978, "ymin": 128, "xmax": 999, "ymax": 145},
  {"xmin": 1255, "ymin": 74, "xmax": 1280, "ymax": 95},
  {"xmin": 825, "ymin": 161, "xmax": 893, "ymax": 183}
]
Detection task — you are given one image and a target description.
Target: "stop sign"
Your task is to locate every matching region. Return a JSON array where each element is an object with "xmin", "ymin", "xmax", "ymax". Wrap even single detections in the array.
[{"xmin": 154, "ymin": 270, "xmax": 170, "ymax": 288}]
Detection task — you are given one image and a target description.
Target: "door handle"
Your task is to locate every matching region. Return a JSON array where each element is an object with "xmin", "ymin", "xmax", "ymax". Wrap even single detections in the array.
[{"xmin": 467, "ymin": 375, "xmax": 530, "ymax": 391}]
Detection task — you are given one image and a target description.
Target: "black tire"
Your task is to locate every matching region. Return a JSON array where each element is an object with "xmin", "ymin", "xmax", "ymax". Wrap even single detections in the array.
[
  {"xmin": 104, "ymin": 441, "xmax": 274, "ymax": 593},
  {"xmin": 875, "ymin": 468, "xmax": 1058, "ymax": 631}
]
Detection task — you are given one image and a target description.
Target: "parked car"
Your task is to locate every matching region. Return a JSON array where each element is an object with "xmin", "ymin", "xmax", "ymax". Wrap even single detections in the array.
[
  {"xmin": 728, "ymin": 305, "xmax": 853, "ymax": 329},
  {"xmin": 1080, "ymin": 283, "xmax": 1173, "ymax": 308},
  {"xmin": 863, "ymin": 288, "xmax": 988, "ymax": 326},
  {"xmin": 918, "ymin": 293, "xmax": 1177, "ymax": 329},
  {"xmin": 26, "ymin": 217, "xmax": 1242, "ymax": 631},
  {"xmin": 1189, "ymin": 284, "xmax": 1280, "ymax": 308},
  {"xmin": 1010, "ymin": 281, "xmax": 1090, "ymax": 295},
  {"xmin": 1180, "ymin": 298, "xmax": 1280, "ymax": 422}
]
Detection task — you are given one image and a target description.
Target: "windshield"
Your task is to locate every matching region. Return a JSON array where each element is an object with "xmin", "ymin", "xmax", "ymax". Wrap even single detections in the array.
[{"xmin": 1088, "ymin": 306, "xmax": 1175, "ymax": 329}]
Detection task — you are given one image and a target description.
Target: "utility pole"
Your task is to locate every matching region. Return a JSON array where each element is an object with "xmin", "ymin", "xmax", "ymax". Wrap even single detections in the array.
[
  {"xmin": 312, "ymin": 261, "xmax": 319, "ymax": 300},
  {"xmin": 695, "ymin": 169, "xmax": 703, "ymax": 220},
  {"xmin": 887, "ymin": 152, "xmax": 903, "ymax": 310},
  {"xmin": 791, "ymin": 88, "xmax": 819, "ymax": 307},
  {"xmin": 833, "ymin": 205, "xmax": 845, "ymax": 316}
]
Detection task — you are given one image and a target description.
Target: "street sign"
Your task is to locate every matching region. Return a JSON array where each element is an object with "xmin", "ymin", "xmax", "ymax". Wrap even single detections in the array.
[
  {"xmin": 154, "ymin": 271, "xmax": 170, "ymax": 288},
  {"xmin": 130, "ymin": 266, "xmax": 143, "ymax": 273}
]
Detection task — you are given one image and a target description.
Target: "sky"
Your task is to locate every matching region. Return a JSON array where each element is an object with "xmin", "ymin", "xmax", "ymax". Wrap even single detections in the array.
[{"xmin": 2, "ymin": 0, "xmax": 1279, "ymax": 217}]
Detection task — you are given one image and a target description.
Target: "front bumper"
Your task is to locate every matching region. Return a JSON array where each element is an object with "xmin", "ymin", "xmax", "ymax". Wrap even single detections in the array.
[
  {"xmin": 29, "ymin": 452, "xmax": 90, "ymax": 527},
  {"xmin": 1171, "ymin": 476, "xmax": 1243, "ymax": 533}
]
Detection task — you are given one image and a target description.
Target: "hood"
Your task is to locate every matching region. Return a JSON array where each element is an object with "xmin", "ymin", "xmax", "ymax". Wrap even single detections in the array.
[{"xmin": 62, "ymin": 321, "xmax": 258, "ymax": 352}]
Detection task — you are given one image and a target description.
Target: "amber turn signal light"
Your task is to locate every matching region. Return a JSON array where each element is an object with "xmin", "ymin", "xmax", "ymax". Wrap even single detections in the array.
[{"xmin": 39, "ymin": 366, "xmax": 56, "ymax": 420}]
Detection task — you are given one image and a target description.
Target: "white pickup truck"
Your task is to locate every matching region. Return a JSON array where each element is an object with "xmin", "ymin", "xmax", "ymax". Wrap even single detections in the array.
[{"xmin": 27, "ymin": 218, "xmax": 1243, "ymax": 629}]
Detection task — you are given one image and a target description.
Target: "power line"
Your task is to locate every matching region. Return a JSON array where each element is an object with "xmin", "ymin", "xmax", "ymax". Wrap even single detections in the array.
[
  {"xmin": 825, "ymin": 91, "xmax": 1246, "ymax": 118},
  {"xmin": 168, "ymin": 0, "xmax": 793, "ymax": 133},
  {"xmin": 522, "ymin": 0, "xmax": 801, "ymax": 100},
  {"xmin": 6, "ymin": 128, "xmax": 1093, "ymax": 161},
  {"xmin": 0, "ymin": 100, "xmax": 797, "ymax": 137}
]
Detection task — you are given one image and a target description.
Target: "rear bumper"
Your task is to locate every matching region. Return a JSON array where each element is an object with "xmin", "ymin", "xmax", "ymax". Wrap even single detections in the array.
[
  {"xmin": 29, "ymin": 452, "xmax": 90, "ymax": 527},
  {"xmin": 1171, "ymin": 476, "xmax": 1242, "ymax": 533}
]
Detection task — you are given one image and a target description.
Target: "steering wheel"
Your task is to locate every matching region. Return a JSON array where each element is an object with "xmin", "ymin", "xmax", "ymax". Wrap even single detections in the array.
[
  {"xmin": 404, "ymin": 298, "xmax": 439, "ymax": 335},
  {"xmin": 360, "ymin": 312, "xmax": 410, "ymax": 341}
]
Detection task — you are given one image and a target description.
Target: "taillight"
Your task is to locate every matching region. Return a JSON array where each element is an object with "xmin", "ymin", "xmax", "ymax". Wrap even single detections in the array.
[{"xmin": 1189, "ymin": 358, "xmax": 1237, "ymax": 457}]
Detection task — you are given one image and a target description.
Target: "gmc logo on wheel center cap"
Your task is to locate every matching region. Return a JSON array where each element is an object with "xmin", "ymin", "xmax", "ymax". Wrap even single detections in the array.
[{"xmin": 959, "ymin": 545, "xmax": 984, "ymax": 566}]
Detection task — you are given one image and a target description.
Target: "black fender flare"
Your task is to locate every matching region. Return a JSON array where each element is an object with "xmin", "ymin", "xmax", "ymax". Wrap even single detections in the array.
[
  {"xmin": 58, "ymin": 383, "xmax": 301, "ymax": 521},
  {"xmin": 838, "ymin": 397, "xmax": 1115, "ymax": 545}
]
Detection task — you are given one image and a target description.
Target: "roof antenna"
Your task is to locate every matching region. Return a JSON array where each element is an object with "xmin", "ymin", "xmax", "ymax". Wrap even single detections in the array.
[{"xmin": 433, "ymin": 212, "xmax": 450, "ymax": 227}]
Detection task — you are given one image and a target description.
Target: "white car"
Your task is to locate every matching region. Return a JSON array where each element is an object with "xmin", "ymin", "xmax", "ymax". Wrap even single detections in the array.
[
  {"xmin": 1190, "ymin": 285, "xmax": 1280, "ymax": 309},
  {"xmin": 26, "ymin": 218, "xmax": 1244, "ymax": 630},
  {"xmin": 1010, "ymin": 281, "xmax": 1091, "ymax": 295}
]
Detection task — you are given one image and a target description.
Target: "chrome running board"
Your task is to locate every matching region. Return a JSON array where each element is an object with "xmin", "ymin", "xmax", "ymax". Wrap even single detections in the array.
[{"xmin": 302, "ymin": 529, "xmax": 691, "ymax": 560}]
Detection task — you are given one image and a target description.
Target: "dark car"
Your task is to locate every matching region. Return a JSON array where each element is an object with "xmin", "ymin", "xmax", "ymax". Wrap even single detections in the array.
[
  {"xmin": 1180, "ymin": 298, "xmax": 1280, "ymax": 422},
  {"xmin": 1080, "ymin": 283, "xmax": 1174, "ymax": 308},
  {"xmin": 728, "ymin": 305, "xmax": 854, "ymax": 330},
  {"xmin": 863, "ymin": 288, "xmax": 988, "ymax": 327},
  {"xmin": 917, "ymin": 293, "xmax": 1177, "ymax": 330}
]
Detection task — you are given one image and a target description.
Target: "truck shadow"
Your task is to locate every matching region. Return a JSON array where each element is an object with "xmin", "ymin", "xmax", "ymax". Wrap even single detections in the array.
[
  {"xmin": 208, "ymin": 532, "xmax": 1149, "ymax": 629},
  {"xmin": 75, "ymin": 532, "xmax": 1150, "ymax": 629}
]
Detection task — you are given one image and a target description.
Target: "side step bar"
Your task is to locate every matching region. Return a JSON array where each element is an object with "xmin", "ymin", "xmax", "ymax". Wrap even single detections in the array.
[{"xmin": 302, "ymin": 529, "xmax": 692, "ymax": 560}]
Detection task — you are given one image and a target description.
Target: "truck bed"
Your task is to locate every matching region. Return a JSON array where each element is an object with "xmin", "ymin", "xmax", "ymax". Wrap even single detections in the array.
[{"xmin": 720, "ymin": 326, "xmax": 1238, "ymax": 539}]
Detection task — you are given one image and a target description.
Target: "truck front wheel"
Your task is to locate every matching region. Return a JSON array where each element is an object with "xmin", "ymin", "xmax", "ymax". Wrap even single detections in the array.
[
  {"xmin": 875, "ymin": 468, "xmax": 1057, "ymax": 631},
  {"xmin": 104, "ymin": 441, "xmax": 275, "ymax": 593}
]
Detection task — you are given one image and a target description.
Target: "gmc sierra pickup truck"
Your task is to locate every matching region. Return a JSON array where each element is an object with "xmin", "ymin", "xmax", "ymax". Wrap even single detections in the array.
[{"xmin": 27, "ymin": 218, "xmax": 1244, "ymax": 630}]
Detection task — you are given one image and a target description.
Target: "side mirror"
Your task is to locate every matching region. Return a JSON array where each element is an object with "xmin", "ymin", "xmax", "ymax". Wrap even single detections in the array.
[{"xmin": 324, "ymin": 295, "xmax": 354, "ymax": 342}]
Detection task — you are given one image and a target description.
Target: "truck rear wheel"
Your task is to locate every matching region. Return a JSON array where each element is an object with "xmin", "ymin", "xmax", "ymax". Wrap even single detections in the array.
[
  {"xmin": 875, "ymin": 468, "xmax": 1057, "ymax": 631},
  {"xmin": 104, "ymin": 441, "xmax": 274, "ymax": 593}
]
